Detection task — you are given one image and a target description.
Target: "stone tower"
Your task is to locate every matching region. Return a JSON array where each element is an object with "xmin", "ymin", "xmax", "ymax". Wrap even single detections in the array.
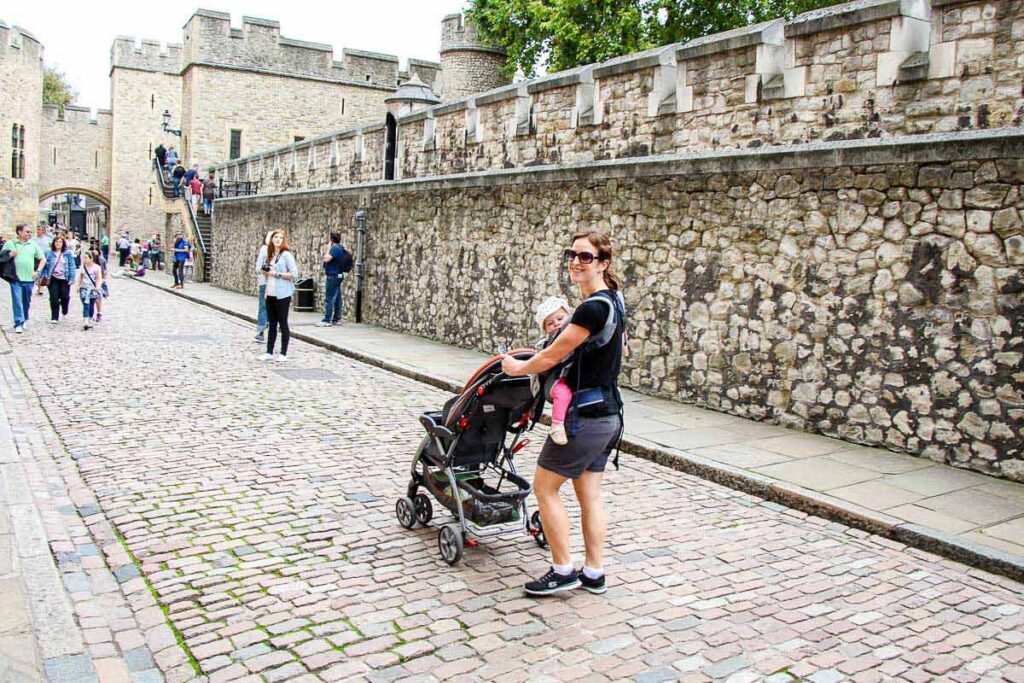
[
  {"xmin": 437, "ymin": 13, "xmax": 508, "ymax": 102},
  {"xmin": 384, "ymin": 73, "xmax": 441, "ymax": 117},
  {"xmin": 0, "ymin": 21, "xmax": 44, "ymax": 228}
]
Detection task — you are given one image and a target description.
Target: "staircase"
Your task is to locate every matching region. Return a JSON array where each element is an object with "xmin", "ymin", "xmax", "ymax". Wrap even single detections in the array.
[
  {"xmin": 194, "ymin": 210, "xmax": 213, "ymax": 282},
  {"xmin": 153, "ymin": 160, "xmax": 212, "ymax": 282}
]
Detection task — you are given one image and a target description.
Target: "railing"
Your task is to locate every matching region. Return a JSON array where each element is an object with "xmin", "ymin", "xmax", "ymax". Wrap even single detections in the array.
[
  {"xmin": 181, "ymin": 187, "xmax": 209, "ymax": 282},
  {"xmin": 218, "ymin": 178, "xmax": 259, "ymax": 198}
]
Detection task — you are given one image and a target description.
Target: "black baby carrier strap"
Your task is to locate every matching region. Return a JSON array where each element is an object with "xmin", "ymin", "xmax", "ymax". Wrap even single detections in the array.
[{"xmin": 568, "ymin": 290, "xmax": 627, "ymax": 469}]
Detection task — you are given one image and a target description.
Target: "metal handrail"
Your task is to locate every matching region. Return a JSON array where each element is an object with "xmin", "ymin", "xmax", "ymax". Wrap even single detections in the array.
[{"xmin": 182, "ymin": 187, "xmax": 208, "ymax": 255}]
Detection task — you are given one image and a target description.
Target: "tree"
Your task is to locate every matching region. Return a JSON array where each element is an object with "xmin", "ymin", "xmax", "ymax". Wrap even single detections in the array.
[
  {"xmin": 43, "ymin": 67, "xmax": 77, "ymax": 113},
  {"xmin": 467, "ymin": 0, "xmax": 841, "ymax": 78}
]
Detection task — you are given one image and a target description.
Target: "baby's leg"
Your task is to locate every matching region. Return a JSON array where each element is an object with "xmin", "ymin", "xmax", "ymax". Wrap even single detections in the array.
[{"xmin": 550, "ymin": 379, "xmax": 573, "ymax": 424}]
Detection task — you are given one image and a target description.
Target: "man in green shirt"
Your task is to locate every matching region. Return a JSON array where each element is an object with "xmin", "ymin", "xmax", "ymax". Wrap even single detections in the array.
[
  {"xmin": 100, "ymin": 232, "xmax": 110, "ymax": 261},
  {"xmin": 2, "ymin": 224, "xmax": 45, "ymax": 334}
]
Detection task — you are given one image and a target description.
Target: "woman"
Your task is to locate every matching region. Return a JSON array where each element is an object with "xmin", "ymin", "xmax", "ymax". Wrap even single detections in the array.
[
  {"xmin": 258, "ymin": 230, "xmax": 299, "ymax": 362},
  {"xmin": 74, "ymin": 251, "xmax": 104, "ymax": 330},
  {"xmin": 42, "ymin": 235, "xmax": 76, "ymax": 323},
  {"xmin": 501, "ymin": 231, "xmax": 626, "ymax": 596},
  {"xmin": 254, "ymin": 231, "xmax": 273, "ymax": 343},
  {"xmin": 91, "ymin": 249, "xmax": 108, "ymax": 322}
]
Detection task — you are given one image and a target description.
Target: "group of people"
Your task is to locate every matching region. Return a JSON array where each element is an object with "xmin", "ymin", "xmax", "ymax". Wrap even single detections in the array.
[
  {"xmin": 154, "ymin": 144, "xmax": 217, "ymax": 212},
  {"xmin": 115, "ymin": 232, "xmax": 164, "ymax": 271},
  {"xmin": 1, "ymin": 223, "xmax": 108, "ymax": 332}
]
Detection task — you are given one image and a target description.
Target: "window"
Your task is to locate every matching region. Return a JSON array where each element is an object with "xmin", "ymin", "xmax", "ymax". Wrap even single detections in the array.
[
  {"xmin": 366, "ymin": 74, "xmax": 371, "ymax": 82},
  {"xmin": 151, "ymin": 94, "xmax": 155, "ymax": 109},
  {"xmin": 294, "ymin": 136, "xmax": 304, "ymax": 143},
  {"xmin": 229, "ymin": 129, "xmax": 242, "ymax": 160},
  {"xmin": 10, "ymin": 124, "xmax": 25, "ymax": 179},
  {"xmin": 341, "ymin": 98, "xmax": 345, "ymax": 115}
]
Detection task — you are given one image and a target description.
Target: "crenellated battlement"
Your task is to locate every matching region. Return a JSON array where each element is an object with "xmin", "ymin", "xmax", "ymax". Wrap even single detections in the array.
[
  {"xmin": 110, "ymin": 36, "xmax": 183, "ymax": 74},
  {"xmin": 0, "ymin": 20, "xmax": 44, "ymax": 66},
  {"xmin": 42, "ymin": 104, "xmax": 113, "ymax": 124},
  {"xmin": 440, "ymin": 13, "xmax": 505, "ymax": 56}
]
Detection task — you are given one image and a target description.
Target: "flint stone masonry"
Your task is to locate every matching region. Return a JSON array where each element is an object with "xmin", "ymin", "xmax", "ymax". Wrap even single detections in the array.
[
  {"xmin": 216, "ymin": 0, "xmax": 1024, "ymax": 195},
  {"xmin": 213, "ymin": 129, "xmax": 1024, "ymax": 479}
]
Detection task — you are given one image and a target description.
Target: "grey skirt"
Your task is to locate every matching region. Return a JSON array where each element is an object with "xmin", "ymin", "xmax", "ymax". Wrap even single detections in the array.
[{"xmin": 537, "ymin": 414, "xmax": 623, "ymax": 480}]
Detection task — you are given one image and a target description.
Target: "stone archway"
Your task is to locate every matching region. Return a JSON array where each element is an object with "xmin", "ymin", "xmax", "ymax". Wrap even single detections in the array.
[{"xmin": 39, "ymin": 187, "xmax": 111, "ymax": 240}]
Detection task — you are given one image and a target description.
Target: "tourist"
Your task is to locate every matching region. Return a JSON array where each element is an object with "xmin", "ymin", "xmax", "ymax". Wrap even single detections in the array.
[
  {"xmin": 141, "ymin": 238, "xmax": 151, "ymax": 270},
  {"xmin": 100, "ymin": 232, "xmax": 110, "ymax": 261},
  {"xmin": 154, "ymin": 142, "xmax": 167, "ymax": 174},
  {"xmin": 171, "ymin": 231, "xmax": 190, "ymax": 289},
  {"xmin": 117, "ymin": 233, "xmax": 130, "ymax": 267},
  {"xmin": 75, "ymin": 250, "xmax": 104, "ymax": 330},
  {"xmin": 258, "ymin": 229, "xmax": 299, "ymax": 362},
  {"xmin": 184, "ymin": 162, "xmax": 199, "ymax": 187},
  {"xmin": 314, "ymin": 232, "xmax": 351, "ymax": 327},
  {"xmin": 1, "ymin": 224, "xmax": 47, "ymax": 334},
  {"xmin": 149, "ymin": 234, "xmax": 163, "ymax": 271},
  {"xmin": 93, "ymin": 248, "xmax": 108, "ymax": 322},
  {"xmin": 130, "ymin": 239, "xmax": 141, "ymax": 268},
  {"xmin": 68, "ymin": 232, "xmax": 81, "ymax": 268},
  {"xmin": 172, "ymin": 161, "xmax": 186, "ymax": 198},
  {"xmin": 500, "ymin": 231, "xmax": 626, "ymax": 596},
  {"xmin": 202, "ymin": 172, "xmax": 217, "ymax": 215},
  {"xmin": 33, "ymin": 225, "xmax": 51, "ymax": 296},
  {"xmin": 42, "ymin": 235, "xmax": 76, "ymax": 323},
  {"xmin": 188, "ymin": 175, "xmax": 203, "ymax": 211},
  {"xmin": 254, "ymin": 231, "xmax": 273, "ymax": 343},
  {"xmin": 165, "ymin": 145, "xmax": 178, "ymax": 173}
]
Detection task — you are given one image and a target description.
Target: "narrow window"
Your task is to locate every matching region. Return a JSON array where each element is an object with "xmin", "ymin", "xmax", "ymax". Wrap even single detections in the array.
[
  {"xmin": 53, "ymin": 147, "xmax": 57, "ymax": 165},
  {"xmin": 341, "ymin": 98, "xmax": 345, "ymax": 115},
  {"xmin": 151, "ymin": 94, "xmax": 155, "ymax": 109},
  {"xmin": 95, "ymin": 151, "xmax": 98, "ymax": 168},
  {"xmin": 148, "ymin": 187, "xmax": 153, "ymax": 205},
  {"xmin": 229, "ymin": 129, "xmax": 242, "ymax": 160},
  {"xmin": 366, "ymin": 74, "xmax": 372, "ymax": 82},
  {"xmin": 294, "ymin": 136, "xmax": 304, "ymax": 143},
  {"xmin": 148, "ymin": 143, "xmax": 152, "ymax": 158}
]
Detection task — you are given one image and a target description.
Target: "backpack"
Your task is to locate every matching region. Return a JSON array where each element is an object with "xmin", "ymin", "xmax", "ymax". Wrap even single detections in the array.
[
  {"xmin": 337, "ymin": 248, "xmax": 354, "ymax": 273},
  {"xmin": 0, "ymin": 250, "xmax": 16, "ymax": 284}
]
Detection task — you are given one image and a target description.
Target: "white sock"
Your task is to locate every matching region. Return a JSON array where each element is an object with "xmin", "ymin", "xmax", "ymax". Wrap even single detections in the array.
[
  {"xmin": 582, "ymin": 565, "xmax": 603, "ymax": 579},
  {"xmin": 553, "ymin": 562, "xmax": 574, "ymax": 576}
]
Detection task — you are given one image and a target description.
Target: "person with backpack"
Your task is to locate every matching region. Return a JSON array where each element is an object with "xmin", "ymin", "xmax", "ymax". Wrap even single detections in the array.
[
  {"xmin": 74, "ymin": 250, "xmax": 104, "ymax": 330},
  {"xmin": 117, "ymin": 233, "xmax": 130, "ymax": 267},
  {"xmin": 171, "ymin": 161, "xmax": 186, "ymax": 198},
  {"xmin": 314, "ymin": 232, "xmax": 352, "ymax": 327},
  {"xmin": 202, "ymin": 171, "xmax": 217, "ymax": 214},
  {"xmin": 1, "ymin": 223, "xmax": 47, "ymax": 334},
  {"xmin": 500, "ymin": 231, "xmax": 626, "ymax": 597},
  {"xmin": 171, "ymin": 231, "xmax": 190, "ymax": 289}
]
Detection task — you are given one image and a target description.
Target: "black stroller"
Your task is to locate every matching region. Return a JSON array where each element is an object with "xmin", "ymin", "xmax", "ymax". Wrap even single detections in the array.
[{"xmin": 395, "ymin": 350, "xmax": 548, "ymax": 565}]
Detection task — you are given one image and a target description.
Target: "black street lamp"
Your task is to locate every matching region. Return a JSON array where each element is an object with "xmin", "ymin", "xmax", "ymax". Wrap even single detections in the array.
[{"xmin": 162, "ymin": 109, "xmax": 182, "ymax": 137}]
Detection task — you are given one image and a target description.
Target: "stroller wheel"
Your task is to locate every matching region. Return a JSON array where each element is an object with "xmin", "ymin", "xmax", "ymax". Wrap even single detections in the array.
[
  {"xmin": 531, "ymin": 511, "xmax": 548, "ymax": 548},
  {"xmin": 396, "ymin": 497, "xmax": 416, "ymax": 530},
  {"xmin": 438, "ymin": 524, "xmax": 464, "ymax": 565},
  {"xmin": 414, "ymin": 494, "xmax": 433, "ymax": 526}
]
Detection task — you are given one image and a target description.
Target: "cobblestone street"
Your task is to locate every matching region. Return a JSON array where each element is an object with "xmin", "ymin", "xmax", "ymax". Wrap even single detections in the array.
[{"xmin": 3, "ymin": 280, "xmax": 1024, "ymax": 683}]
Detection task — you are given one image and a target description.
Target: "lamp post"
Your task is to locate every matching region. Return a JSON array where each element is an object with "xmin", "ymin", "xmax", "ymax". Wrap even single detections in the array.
[
  {"xmin": 354, "ymin": 208, "xmax": 367, "ymax": 323},
  {"xmin": 162, "ymin": 109, "xmax": 182, "ymax": 137}
]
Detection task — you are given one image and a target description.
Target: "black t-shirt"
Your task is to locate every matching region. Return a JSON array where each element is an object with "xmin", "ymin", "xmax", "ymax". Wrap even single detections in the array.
[{"xmin": 564, "ymin": 290, "xmax": 625, "ymax": 402}]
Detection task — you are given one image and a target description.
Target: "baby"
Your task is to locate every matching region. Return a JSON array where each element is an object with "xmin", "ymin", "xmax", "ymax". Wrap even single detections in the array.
[{"xmin": 534, "ymin": 296, "xmax": 574, "ymax": 446}]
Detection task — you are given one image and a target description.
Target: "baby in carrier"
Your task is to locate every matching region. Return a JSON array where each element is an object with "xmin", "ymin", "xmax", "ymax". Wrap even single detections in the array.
[{"xmin": 533, "ymin": 296, "xmax": 574, "ymax": 446}]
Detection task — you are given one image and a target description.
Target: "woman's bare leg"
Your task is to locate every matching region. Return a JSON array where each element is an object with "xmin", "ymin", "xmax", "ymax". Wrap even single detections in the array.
[
  {"xmin": 572, "ymin": 470, "xmax": 606, "ymax": 570},
  {"xmin": 534, "ymin": 466, "xmax": 571, "ymax": 566}
]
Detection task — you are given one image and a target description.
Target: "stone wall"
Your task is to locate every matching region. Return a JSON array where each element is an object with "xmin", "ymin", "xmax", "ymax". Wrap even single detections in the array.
[
  {"xmin": 0, "ymin": 22, "xmax": 43, "ymax": 229},
  {"xmin": 211, "ymin": 130, "xmax": 1024, "ymax": 479},
  {"xmin": 219, "ymin": 0, "xmax": 1024, "ymax": 194},
  {"xmin": 38, "ymin": 105, "xmax": 112, "ymax": 205}
]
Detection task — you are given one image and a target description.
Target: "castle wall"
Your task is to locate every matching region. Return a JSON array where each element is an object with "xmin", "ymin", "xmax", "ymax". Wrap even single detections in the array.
[
  {"xmin": 212, "ymin": 130, "xmax": 1024, "ymax": 479},
  {"xmin": 38, "ymin": 105, "xmax": 112, "ymax": 205},
  {"xmin": 218, "ymin": 0, "xmax": 1024, "ymax": 195},
  {"xmin": 0, "ymin": 22, "xmax": 43, "ymax": 229},
  {"xmin": 110, "ymin": 64, "xmax": 182, "ymax": 236}
]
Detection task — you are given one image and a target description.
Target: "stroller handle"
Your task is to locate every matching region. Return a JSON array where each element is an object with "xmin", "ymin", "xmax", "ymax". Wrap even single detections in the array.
[{"xmin": 461, "ymin": 348, "xmax": 534, "ymax": 393}]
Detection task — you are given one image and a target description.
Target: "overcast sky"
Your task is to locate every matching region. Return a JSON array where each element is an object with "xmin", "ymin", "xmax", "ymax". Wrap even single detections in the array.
[{"xmin": 8, "ymin": 0, "xmax": 465, "ymax": 114}]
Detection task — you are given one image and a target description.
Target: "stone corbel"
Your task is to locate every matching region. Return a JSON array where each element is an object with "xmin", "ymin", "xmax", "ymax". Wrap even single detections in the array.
[
  {"xmin": 648, "ymin": 52, "xmax": 677, "ymax": 117},
  {"xmin": 465, "ymin": 101, "xmax": 482, "ymax": 144},
  {"xmin": 353, "ymin": 130, "xmax": 364, "ymax": 162},
  {"xmin": 422, "ymin": 114, "xmax": 436, "ymax": 151},
  {"xmin": 513, "ymin": 88, "xmax": 533, "ymax": 137},
  {"xmin": 330, "ymin": 138, "xmax": 339, "ymax": 166},
  {"xmin": 878, "ymin": 0, "xmax": 931, "ymax": 86}
]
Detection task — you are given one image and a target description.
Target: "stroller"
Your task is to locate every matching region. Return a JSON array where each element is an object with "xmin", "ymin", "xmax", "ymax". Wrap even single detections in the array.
[{"xmin": 395, "ymin": 350, "xmax": 548, "ymax": 565}]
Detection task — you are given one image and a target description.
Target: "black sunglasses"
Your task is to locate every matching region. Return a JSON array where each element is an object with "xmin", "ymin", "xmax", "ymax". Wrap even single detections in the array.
[{"xmin": 564, "ymin": 249, "xmax": 601, "ymax": 264}]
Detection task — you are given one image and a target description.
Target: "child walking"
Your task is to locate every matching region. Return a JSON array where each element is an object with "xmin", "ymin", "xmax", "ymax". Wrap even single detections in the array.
[
  {"xmin": 75, "ymin": 251, "xmax": 104, "ymax": 330},
  {"xmin": 534, "ymin": 296, "xmax": 574, "ymax": 445}
]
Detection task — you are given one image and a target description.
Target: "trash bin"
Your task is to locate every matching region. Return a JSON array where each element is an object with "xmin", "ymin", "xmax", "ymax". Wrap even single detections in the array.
[{"xmin": 294, "ymin": 278, "xmax": 315, "ymax": 311}]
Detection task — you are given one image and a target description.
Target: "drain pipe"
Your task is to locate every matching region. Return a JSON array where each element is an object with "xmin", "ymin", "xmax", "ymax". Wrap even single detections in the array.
[{"xmin": 354, "ymin": 208, "xmax": 367, "ymax": 323}]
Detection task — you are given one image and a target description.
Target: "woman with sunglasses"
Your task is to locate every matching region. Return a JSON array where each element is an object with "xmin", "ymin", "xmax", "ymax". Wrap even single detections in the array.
[{"xmin": 501, "ymin": 231, "xmax": 626, "ymax": 596}]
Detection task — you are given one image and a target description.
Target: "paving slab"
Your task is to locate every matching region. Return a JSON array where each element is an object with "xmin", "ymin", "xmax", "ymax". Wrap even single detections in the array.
[
  {"xmin": 918, "ymin": 490, "xmax": 1024, "ymax": 526},
  {"xmin": 827, "ymin": 480, "xmax": 926, "ymax": 510},
  {"xmin": 883, "ymin": 467, "xmax": 993, "ymax": 497},
  {"xmin": 755, "ymin": 458, "xmax": 879, "ymax": 491}
]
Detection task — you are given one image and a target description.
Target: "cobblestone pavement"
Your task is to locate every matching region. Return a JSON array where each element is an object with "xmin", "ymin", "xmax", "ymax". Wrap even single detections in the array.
[{"xmin": 3, "ymin": 281, "xmax": 1024, "ymax": 683}]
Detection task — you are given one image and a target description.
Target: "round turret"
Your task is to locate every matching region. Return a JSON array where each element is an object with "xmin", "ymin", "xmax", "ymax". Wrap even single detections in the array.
[
  {"xmin": 385, "ymin": 73, "xmax": 441, "ymax": 117},
  {"xmin": 437, "ymin": 13, "xmax": 508, "ymax": 102}
]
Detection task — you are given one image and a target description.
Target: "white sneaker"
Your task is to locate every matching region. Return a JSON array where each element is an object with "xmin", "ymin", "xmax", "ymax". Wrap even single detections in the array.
[
  {"xmin": 21, "ymin": 320, "xmax": 28, "ymax": 329},
  {"xmin": 549, "ymin": 422, "xmax": 568, "ymax": 445},
  {"xmin": 314, "ymin": 321, "xmax": 331, "ymax": 327},
  {"xmin": 275, "ymin": 354, "xmax": 289, "ymax": 362},
  {"xmin": 258, "ymin": 353, "xmax": 273, "ymax": 361},
  {"xmin": 48, "ymin": 320, "xmax": 57, "ymax": 325},
  {"xmin": 83, "ymin": 320, "xmax": 93, "ymax": 330},
  {"xmin": 14, "ymin": 326, "xmax": 23, "ymax": 334}
]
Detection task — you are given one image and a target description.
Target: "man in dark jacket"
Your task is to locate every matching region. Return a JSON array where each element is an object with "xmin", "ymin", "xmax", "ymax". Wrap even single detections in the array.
[
  {"xmin": 172, "ymin": 162, "xmax": 186, "ymax": 198},
  {"xmin": 155, "ymin": 143, "xmax": 167, "ymax": 173}
]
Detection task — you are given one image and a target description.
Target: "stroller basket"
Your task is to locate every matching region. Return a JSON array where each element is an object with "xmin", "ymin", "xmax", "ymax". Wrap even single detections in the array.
[{"xmin": 422, "ymin": 465, "xmax": 530, "ymax": 527}]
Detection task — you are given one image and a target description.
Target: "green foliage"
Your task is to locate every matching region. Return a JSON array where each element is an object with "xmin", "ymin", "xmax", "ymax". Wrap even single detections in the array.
[
  {"xmin": 467, "ymin": 0, "xmax": 842, "ymax": 78},
  {"xmin": 42, "ymin": 67, "xmax": 76, "ymax": 113}
]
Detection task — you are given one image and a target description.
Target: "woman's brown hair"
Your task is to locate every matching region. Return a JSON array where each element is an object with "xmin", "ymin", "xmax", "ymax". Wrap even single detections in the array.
[
  {"xmin": 570, "ymin": 230, "xmax": 622, "ymax": 291},
  {"xmin": 51, "ymin": 236, "xmax": 66, "ymax": 252},
  {"xmin": 266, "ymin": 230, "xmax": 291, "ymax": 261}
]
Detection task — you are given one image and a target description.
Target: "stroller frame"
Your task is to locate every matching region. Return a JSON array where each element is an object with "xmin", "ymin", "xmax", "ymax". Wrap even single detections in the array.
[{"xmin": 396, "ymin": 351, "xmax": 547, "ymax": 565}]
